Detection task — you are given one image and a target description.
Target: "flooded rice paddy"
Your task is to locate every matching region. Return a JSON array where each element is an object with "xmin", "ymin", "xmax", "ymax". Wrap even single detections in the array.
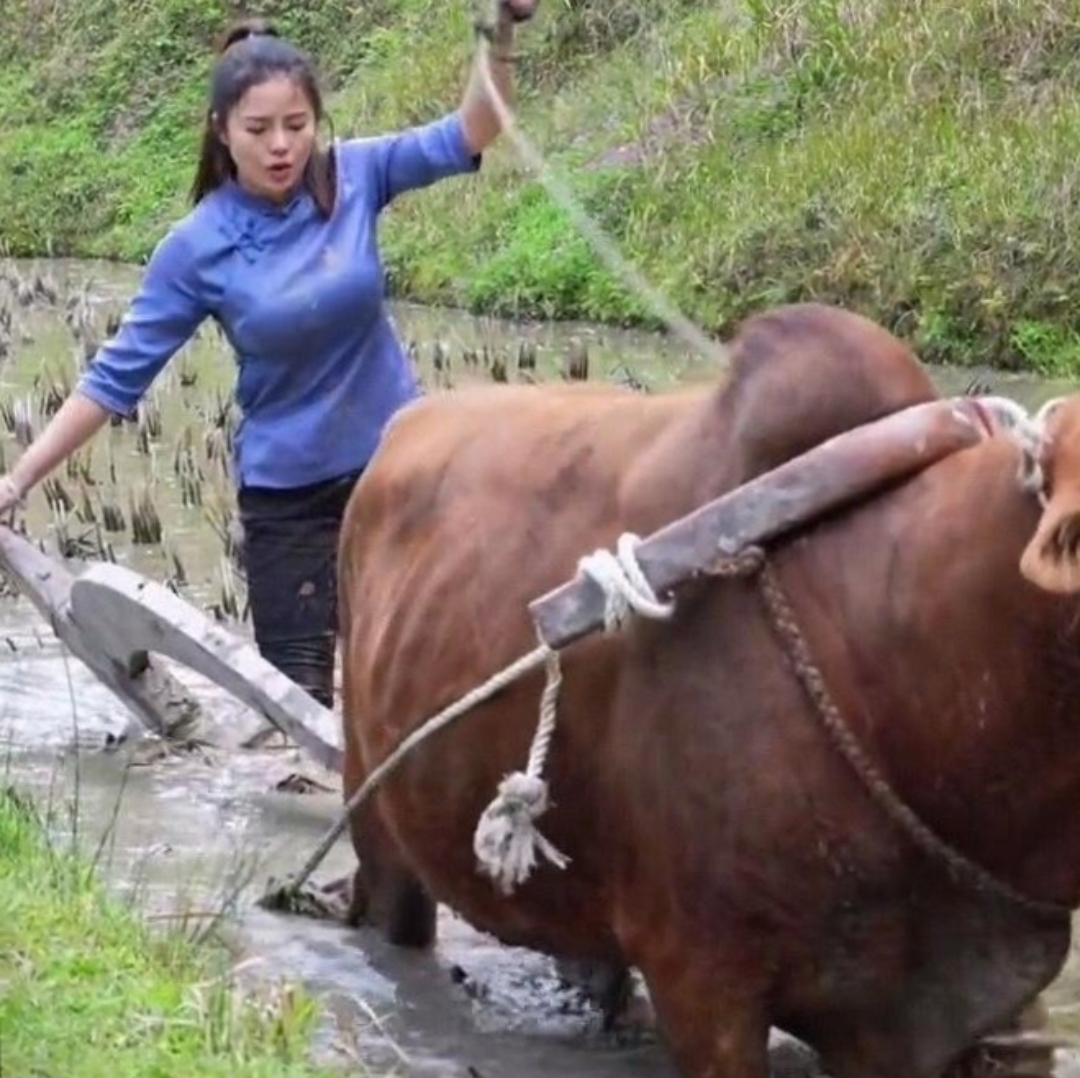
[{"xmin": 1, "ymin": 256, "xmax": 1079, "ymax": 1077}]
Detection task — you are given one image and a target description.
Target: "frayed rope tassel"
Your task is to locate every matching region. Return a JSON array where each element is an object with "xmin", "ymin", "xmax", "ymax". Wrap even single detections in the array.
[{"xmin": 473, "ymin": 646, "xmax": 570, "ymax": 895}]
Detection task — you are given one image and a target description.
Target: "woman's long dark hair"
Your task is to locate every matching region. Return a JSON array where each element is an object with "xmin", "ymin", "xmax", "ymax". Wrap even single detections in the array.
[{"xmin": 189, "ymin": 18, "xmax": 336, "ymax": 216}]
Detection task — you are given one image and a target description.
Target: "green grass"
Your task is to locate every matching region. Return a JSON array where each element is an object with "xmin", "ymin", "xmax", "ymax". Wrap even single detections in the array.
[
  {"xmin": 4, "ymin": 0, "xmax": 1080, "ymax": 370},
  {"xmin": 0, "ymin": 785, "xmax": 348, "ymax": 1078}
]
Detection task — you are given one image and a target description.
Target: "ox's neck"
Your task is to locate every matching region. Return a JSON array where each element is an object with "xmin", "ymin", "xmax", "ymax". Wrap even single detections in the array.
[{"xmin": 788, "ymin": 435, "xmax": 1080, "ymax": 912}]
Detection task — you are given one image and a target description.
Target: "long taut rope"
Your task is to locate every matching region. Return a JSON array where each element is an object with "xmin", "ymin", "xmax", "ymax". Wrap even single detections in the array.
[{"xmin": 472, "ymin": 4, "xmax": 729, "ymax": 370}]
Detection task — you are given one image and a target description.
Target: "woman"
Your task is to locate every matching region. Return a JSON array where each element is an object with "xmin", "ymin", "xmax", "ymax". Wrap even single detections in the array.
[{"xmin": 0, "ymin": 3, "xmax": 535, "ymax": 707}]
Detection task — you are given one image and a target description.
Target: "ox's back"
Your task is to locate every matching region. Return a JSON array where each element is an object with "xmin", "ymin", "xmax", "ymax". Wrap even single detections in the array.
[
  {"xmin": 341, "ymin": 302, "xmax": 937, "ymax": 700},
  {"xmin": 339, "ymin": 380, "xmax": 706, "ymax": 738}
]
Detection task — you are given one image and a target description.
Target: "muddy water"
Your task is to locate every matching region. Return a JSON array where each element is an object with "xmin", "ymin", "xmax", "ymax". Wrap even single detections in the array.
[{"xmin": 1, "ymin": 257, "xmax": 1079, "ymax": 1077}]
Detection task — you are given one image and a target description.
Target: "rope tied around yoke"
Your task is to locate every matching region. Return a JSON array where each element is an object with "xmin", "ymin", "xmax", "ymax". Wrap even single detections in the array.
[
  {"xmin": 578, "ymin": 532, "xmax": 678, "ymax": 630},
  {"xmin": 473, "ymin": 532, "xmax": 676, "ymax": 894}
]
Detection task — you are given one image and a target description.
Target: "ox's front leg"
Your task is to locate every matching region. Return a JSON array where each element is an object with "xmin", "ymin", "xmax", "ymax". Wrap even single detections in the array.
[
  {"xmin": 341, "ymin": 748, "xmax": 437, "ymax": 947},
  {"xmin": 638, "ymin": 947, "xmax": 771, "ymax": 1078},
  {"xmin": 554, "ymin": 956, "xmax": 638, "ymax": 1031},
  {"xmin": 340, "ymin": 644, "xmax": 436, "ymax": 947}
]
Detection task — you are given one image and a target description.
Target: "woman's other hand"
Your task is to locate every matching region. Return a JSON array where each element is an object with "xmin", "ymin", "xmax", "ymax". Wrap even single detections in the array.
[{"xmin": 0, "ymin": 475, "xmax": 24, "ymax": 520}]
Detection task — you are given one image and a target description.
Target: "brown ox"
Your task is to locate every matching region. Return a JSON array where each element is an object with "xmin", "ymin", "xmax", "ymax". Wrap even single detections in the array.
[{"xmin": 337, "ymin": 302, "xmax": 1079, "ymax": 1078}]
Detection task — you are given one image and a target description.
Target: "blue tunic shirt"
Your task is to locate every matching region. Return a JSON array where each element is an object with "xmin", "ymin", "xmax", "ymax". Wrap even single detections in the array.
[{"xmin": 77, "ymin": 110, "xmax": 480, "ymax": 489}]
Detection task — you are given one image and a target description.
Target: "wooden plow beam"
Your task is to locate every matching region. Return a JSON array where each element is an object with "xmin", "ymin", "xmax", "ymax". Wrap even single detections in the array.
[
  {"xmin": 0, "ymin": 527, "xmax": 343, "ymax": 773},
  {"xmin": 0, "ymin": 527, "xmax": 206, "ymax": 744},
  {"xmin": 67, "ymin": 565, "xmax": 343, "ymax": 772}
]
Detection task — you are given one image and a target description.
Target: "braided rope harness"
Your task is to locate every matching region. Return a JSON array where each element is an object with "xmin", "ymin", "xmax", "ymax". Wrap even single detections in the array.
[{"xmin": 474, "ymin": 537, "xmax": 1070, "ymax": 922}]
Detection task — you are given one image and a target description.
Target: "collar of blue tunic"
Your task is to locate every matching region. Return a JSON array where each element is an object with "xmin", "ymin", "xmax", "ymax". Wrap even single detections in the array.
[
  {"xmin": 220, "ymin": 176, "xmax": 309, "ymax": 218},
  {"xmin": 217, "ymin": 177, "xmax": 316, "ymax": 261}
]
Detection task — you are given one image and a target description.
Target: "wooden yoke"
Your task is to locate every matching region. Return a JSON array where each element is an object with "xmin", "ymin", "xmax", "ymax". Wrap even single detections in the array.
[{"xmin": 529, "ymin": 397, "xmax": 993, "ymax": 649}]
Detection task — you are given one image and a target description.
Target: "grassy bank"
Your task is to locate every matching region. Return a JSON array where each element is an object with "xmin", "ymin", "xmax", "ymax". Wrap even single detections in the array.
[
  {"xmin": 0, "ymin": 785, "xmax": 347, "ymax": 1077},
  {"xmin": 3, "ymin": 1, "xmax": 1080, "ymax": 370}
]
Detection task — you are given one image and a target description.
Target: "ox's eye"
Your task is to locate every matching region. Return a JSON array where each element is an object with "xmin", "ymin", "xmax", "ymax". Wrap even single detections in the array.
[
  {"xmin": 1039, "ymin": 458, "xmax": 1055, "ymax": 501},
  {"xmin": 1053, "ymin": 514, "xmax": 1080, "ymax": 559}
]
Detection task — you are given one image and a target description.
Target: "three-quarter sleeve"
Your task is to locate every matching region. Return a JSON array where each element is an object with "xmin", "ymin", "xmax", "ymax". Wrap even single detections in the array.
[
  {"xmin": 77, "ymin": 227, "xmax": 209, "ymax": 417},
  {"xmin": 338, "ymin": 110, "xmax": 482, "ymax": 212}
]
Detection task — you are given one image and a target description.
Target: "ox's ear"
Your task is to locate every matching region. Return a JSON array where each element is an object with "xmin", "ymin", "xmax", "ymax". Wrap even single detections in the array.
[
  {"xmin": 1020, "ymin": 493, "xmax": 1080, "ymax": 593},
  {"xmin": 1019, "ymin": 396, "xmax": 1080, "ymax": 593}
]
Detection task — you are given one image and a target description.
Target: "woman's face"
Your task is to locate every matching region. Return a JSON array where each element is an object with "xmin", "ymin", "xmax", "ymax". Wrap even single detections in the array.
[{"xmin": 219, "ymin": 74, "xmax": 317, "ymax": 202}]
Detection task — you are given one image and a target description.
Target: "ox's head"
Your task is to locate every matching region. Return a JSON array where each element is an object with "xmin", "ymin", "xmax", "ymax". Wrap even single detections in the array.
[{"xmin": 1019, "ymin": 394, "xmax": 1080, "ymax": 593}]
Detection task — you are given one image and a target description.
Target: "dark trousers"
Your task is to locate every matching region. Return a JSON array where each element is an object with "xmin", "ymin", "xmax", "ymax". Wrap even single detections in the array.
[{"xmin": 236, "ymin": 469, "xmax": 362, "ymax": 708}]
